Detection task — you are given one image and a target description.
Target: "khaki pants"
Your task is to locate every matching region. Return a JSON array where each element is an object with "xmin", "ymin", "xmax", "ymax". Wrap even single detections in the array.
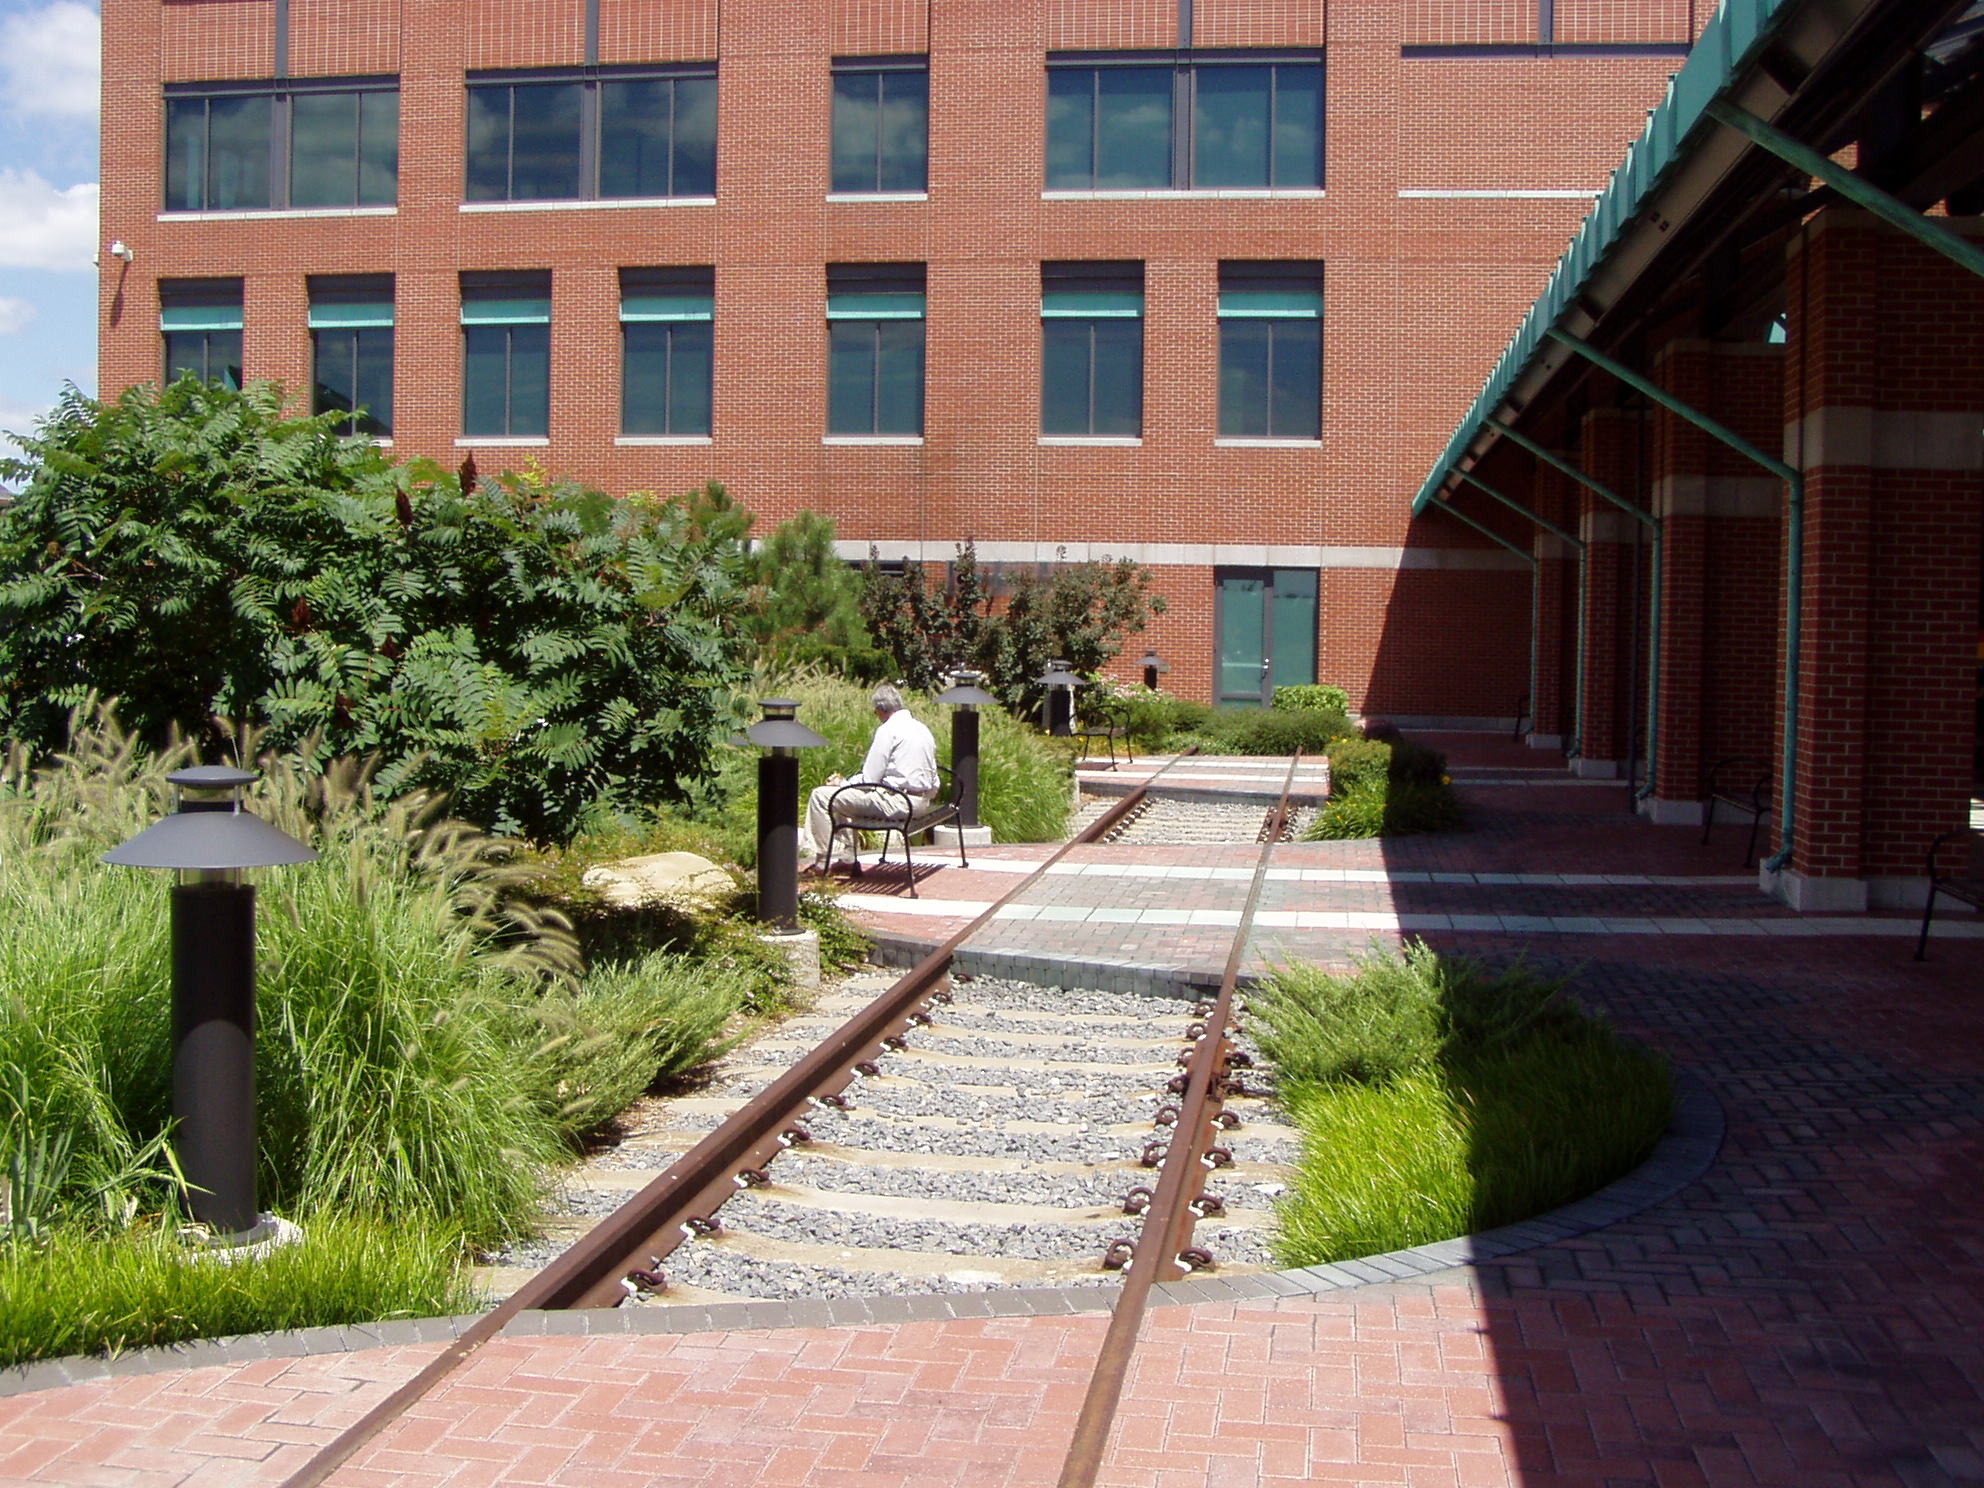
[{"xmin": 806, "ymin": 783, "xmax": 911, "ymax": 865}]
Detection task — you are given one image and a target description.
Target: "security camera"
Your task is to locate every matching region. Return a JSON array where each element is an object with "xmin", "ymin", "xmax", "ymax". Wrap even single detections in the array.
[{"xmin": 108, "ymin": 240, "xmax": 134, "ymax": 263}]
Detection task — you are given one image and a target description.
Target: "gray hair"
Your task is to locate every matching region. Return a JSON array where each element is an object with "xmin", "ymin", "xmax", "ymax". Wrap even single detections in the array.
[{"xmin": 871, "ymin": 684, "xmax": 906, "ymax": 714}]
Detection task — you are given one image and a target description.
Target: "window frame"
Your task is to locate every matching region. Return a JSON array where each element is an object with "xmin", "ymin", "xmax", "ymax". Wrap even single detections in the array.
[
  {"xmin": 825, "ymin": 265, "xmax": 926, "ymax": 438},
  {"xmin": 159, "ymin": 278, "xmax": 244, "ymax": 389},
  {"xmin": 1040, "ymin": 262, "xmax": 1145, "ymax": 440},
  {"xmin": 829, "ymin": 55, "xmax": 930, "ymax": 196},
  {"xmin": 1216, "ymin": 263, "xmax": 1324, "ymax": 442},
  {"xmin": 162, "ymin": 75, "xmax": 399, "ymax": 213},
  {"xmin": 619, "ymin": 267, "xmax": 714, "ymax": 438},
  {"xmin": 464, "ymin": 62, "xmax": 718, "ymax": 204},
  {"xmin": 460, "ymin": 272, "xmax": 553, "ymax": 439},
  {"xmin": 309, "ymin": 275, "xmax": 395, "ymax": 438},
  {"xmin": 1044, "ymin": 49, "xmax": 1325, "ymax": 193}
]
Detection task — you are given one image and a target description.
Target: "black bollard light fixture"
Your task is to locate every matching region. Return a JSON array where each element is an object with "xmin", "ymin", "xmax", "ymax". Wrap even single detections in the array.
[
  {"xmin": 740, "ymin": 699, "xmax": 827, "ymax": 931},
  {"xmin": 1037, "ymin": 658, "xmax": 1083, "ymax": 738},
  {"xmin": 935, "ymin": 668, "xmax": 999, "ymax": 830},
  {"xmin": 102, "ymin": 766, "xmax": 317, "ymax": 1239},
  {"xmin": 1139, "ymin": 648, "xmax": 1170, "ymax": 691}
]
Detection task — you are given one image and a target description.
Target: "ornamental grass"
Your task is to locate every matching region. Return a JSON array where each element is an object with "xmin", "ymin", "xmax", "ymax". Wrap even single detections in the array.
[{"xmin": 1253, "ymin": 943, "xmax": 1671, "ymax": 1266}]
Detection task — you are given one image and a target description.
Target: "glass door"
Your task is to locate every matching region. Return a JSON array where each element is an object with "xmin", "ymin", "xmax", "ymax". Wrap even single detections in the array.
[{"xmin": 1215, "ymin": 567, "xmax": 1317, "ymax": 706}]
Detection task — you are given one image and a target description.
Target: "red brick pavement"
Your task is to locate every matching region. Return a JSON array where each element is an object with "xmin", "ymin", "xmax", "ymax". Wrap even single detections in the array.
[{"xmin": 3, "ymin": 735, "xmax": 1980, "ymax": 1486}]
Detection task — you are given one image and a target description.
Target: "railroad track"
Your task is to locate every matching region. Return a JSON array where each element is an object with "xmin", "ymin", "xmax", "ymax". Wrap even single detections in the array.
[{"xmin": 282, "ymin": 748, "xmax": 1304, "ymax": 1488}]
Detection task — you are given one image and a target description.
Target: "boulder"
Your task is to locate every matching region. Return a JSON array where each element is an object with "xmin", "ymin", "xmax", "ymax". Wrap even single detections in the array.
[{"xmin": 581, "ymin": 851, "xmax": 737, "ymax": 909}]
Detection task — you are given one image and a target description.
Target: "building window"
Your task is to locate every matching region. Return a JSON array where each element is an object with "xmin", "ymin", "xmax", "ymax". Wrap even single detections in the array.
[
  {"xmin": 1045, "ymin": 53, "xmax": 1323, "ymax": 191},
  {"xmin": 826, "ymin": 264, "xmax": 924, "ymax": 437},
  {"xmin": 1218, "ymin": 263, "xmax": 1322, "ymax": 439},
  {"xmin": 831, "ymin": 58, "xmax": 928, "ymax": 194},
  {"xmin": 159, "ymin": 278, "xmax": 243, "ymax": 387},
  {"xmin": 621, "ymin": 267, "xmax": 713, "ymax": 436},
  {"xmin": 465, "ymin": 66, "xmax": 716, "ymax": 202},
  {"xmin": 164, "ymin": 79, "xmax": 398, "ymax": 211},
  {"xmin": 1041, "ymin": 262, "xmax": 1142, "ymax": 438},
  {"xmin": 461, "ymin": 272, "xmax": 551, "ymax": 437},
  {"xmin": 309, "ymin": 275, "xmax": 393, "ymax": 437}
]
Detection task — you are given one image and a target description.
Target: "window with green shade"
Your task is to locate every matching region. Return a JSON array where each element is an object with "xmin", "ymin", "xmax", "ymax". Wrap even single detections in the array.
[
  {"xmin": 460, "ymin": 272, "xmax": 551, "ymax": 437},
  {"xmin": 163, "ymin": 79, "xmax": 398, "ymax": 211},
  {"xmin": 1045, "ymin": 53, "xmax": 1323, "ymax": 192},
  {"xmin": 826, "ymin": 265, "xmax": 924, "ymax": 436},
  {"xmin": 620, "ymin": 268, "xmax": 713, "ymax": 436},
  {"xmin": 159, "ymin": 278, "xmax": 243, "ymax": 389},
  {"xmin": 1040, "ymin": 263, "xmax": 1142, "ymax": 438},
  {"xmin": 466, "ymin": 66, "xmax": 717, "ymax": 202},
  {"xmin": 309, "ymin": 275, "xmax": 394, "ymax": 437},
  {"xmin": 831, "ymin": 60, "xmax": 928, "ymax": 193},
  {"xmin": 1218, "ymin": 263, "xmax": 1322, "ymax": 439}
]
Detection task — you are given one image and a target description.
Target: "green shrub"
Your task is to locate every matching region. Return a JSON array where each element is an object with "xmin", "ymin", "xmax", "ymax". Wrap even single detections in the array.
[
  {"xmin": 1306, "ymin": 736, "xmax": 1461, "ymax": 839},
  {"xmin": 745, "ymin": 510, "xmax": 890, "ymax": 679},
  {"xmin": 0, "ymin": 383, "xmax": 757, "ymax": 842},
  {"xmin": 1273, "ymin": 684, "xmax": 1350, "ymax": 714},
  {"xmin": 1254, "ymin": 944, "xmax": 1672, "ymax": 1266},
  {"xmin": 1117, "ymin": 690, "xmax": 1211, "ymax": 751},
  {"xmin": 0, "ymin": 1212, "xmax": 473, "ymax": 1368},
  {"xmin": 1190, "ymin": 706, "xmax": 1355, "ymax": 755}
]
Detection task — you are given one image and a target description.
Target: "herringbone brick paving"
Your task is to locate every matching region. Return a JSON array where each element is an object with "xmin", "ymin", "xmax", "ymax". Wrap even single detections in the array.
[{"xmin": 2, "ymin": 735, "xmax": 1979, "ymax": 1485}]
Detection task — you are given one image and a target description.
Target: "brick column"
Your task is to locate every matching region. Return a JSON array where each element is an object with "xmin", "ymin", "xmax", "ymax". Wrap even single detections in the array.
[
  {"xmin": 1528, "ymin": 462, "xmax": 1575, "ymax": 750},
  {"xmin": 1572, "ymin": 409, "xmax": 1646, "ymax": 777},
  {"xmin": 1643, "ymin": 339, "xmax": 1785, "ymax": 825},
  {"xmin": 1767, "ymin": 208, "xmax": 1984, "ymax": 910}
]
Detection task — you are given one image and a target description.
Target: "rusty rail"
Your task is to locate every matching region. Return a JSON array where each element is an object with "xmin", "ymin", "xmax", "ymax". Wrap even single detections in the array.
[
  {"xmin": 1055, "ymin": 749, "xmax": 1301, "ymax": 1488},
  {"xmin": 279, "ymin": 748, "xmax": 1198, "ymax": 1488}
]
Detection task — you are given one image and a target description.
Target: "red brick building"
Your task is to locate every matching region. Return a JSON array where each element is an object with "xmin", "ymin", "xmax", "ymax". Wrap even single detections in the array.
[{"xmin": 99, "ymin": 0, "xmax": 1697, "ymax": 717}]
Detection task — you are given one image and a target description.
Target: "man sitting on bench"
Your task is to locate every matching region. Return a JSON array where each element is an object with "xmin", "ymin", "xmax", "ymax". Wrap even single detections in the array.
[{"xmin": 803, "ymin": 684, "xmax": 939, "ymax": 874}]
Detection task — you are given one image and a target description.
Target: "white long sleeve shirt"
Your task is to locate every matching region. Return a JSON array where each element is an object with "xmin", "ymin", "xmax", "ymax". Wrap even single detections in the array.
[{"xmin": 861, "ymin": 708, "xmax": 940, "ymax": 797}]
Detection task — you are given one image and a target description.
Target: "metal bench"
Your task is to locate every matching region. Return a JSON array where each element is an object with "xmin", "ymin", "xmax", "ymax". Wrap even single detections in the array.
[
  {"xmin": 1074, "ymin": 697, "xmax": 1132, "ymax": 770},
  {"xmin": 825, "ymin": 765, "xmax": 967, "ymax": 898},
  {"xmin": 1701, "ymin": 756, "xmax": 1770, "ymax": 865},
  {"xmin": 1915, "ymin": 828, "xmax": 1983, "ymax": 960}
]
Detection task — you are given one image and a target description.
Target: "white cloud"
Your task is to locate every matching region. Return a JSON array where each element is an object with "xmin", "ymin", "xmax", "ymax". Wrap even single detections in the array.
[
  {"xmin": 1, "ymin": 2, "xmax": 100, "ymax": 122},
  {"xmin": 0, "ymin": 396, "xmax": 54, "ymax": 464},
  {"xmin": 0, "ymin": 297, "xmax": 38, "ymax": 335},
  {"xmin": 0, "ymin": 170, "xmax": 99, "ymax": 270}
]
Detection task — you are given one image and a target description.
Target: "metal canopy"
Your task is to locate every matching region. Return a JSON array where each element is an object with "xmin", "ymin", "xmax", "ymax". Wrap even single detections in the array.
[{"xmin": 103, "ymin": 808, "xmax": 318, "ymax": 871}]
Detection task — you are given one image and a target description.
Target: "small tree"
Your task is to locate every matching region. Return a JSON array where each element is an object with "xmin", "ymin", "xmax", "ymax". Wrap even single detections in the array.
[
  {"xmin": 861, "ymin": 540, "xmax": 1164, "ymax": 710},
  {"xmin": 746, "ymin": 510, "xmax": 888, "ymax": 678}
]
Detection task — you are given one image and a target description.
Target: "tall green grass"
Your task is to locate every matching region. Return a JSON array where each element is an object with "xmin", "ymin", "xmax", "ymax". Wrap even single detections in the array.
[
  {"xmin": 1253, "ymin": 943, "xmax": 1671, "ymax": 1266},
  {"xmin": 0, "ymin": 1212, "xmax": 472, "ymax": 1367},
  {"xmin": 1, "ymin": 709, "xmax": 755, "ymax": 1249}
]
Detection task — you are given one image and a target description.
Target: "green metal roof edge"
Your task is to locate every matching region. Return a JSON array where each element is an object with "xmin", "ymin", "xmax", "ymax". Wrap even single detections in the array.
[{"xmin": 1411, "ymin": 0, "xmax": 1798, "ymax": 516}]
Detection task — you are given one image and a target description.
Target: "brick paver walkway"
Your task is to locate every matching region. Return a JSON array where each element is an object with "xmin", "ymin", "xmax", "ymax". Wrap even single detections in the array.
[{"xmin": 4, "ymin": 733, "xmax": 1980, "ymax": 1486}]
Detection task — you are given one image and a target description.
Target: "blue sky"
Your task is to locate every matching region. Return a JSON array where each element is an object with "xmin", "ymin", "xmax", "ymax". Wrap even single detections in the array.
[{"xmin": 0, "ymin": 0, "xmax": 99, "ymax": 465}]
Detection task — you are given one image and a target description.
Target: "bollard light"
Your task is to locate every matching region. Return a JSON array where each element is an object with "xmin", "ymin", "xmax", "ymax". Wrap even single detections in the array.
[
  {"xmin": 1139, "ymin": 648, "xmax": 1170, "ymax": 691},
  {"xmin": 102, "ymin": 766, "xmax": 317, "ymax": 1239},
  {"xmin": 1036, "ymin": 658, "xmax": 1083, "ymax": 738},
  {"xmin": 935, "ymin": 668, "xmax": 999, "ymax": 829},
  {"xmin": 738, "ymin": 699, "xmax": 827, "ymax": 931}
]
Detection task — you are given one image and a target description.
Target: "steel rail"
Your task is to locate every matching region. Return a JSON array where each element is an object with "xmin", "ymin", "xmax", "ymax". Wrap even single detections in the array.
[
  {"xmin": 1056, "ymin": 750, "xmax": 1301, "ymax": 1488},
  {"xmin": 278, "ymin": 747, "xmax": 1200, "ymax": 1488}
]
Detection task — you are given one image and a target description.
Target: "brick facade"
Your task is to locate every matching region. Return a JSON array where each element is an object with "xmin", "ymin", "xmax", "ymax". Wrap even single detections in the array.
[{"xmin": 101, "ymin": 0, "xmax": 1685, "ymax": 712}]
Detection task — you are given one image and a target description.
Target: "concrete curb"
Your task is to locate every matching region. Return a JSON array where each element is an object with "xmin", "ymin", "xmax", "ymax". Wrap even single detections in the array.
[{"xmin": 0, "ymin": 1071, "xmax": 1722, "ymax": 1396}]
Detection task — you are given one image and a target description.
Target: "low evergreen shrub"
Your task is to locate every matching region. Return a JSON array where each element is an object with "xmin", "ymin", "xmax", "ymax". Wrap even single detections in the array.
[
  {"xmin": 1189, "ymin": 706, "xmax": 1356, "ymax": 756},
  {"xmin": 1307, "ymin": 736, "xmax": 1461, "ymax": 839}
]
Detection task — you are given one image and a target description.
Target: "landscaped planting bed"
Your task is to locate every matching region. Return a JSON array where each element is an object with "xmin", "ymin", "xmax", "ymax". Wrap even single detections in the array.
[{"xmin": 1253, "ymin": 944, "xmax": 1673, "ymax": 1267}]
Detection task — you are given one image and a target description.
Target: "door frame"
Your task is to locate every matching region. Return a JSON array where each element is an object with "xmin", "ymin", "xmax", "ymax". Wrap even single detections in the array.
[{"xmin": 1213, "ymin": 565, "xmax": 1318, "ymax": 707}]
